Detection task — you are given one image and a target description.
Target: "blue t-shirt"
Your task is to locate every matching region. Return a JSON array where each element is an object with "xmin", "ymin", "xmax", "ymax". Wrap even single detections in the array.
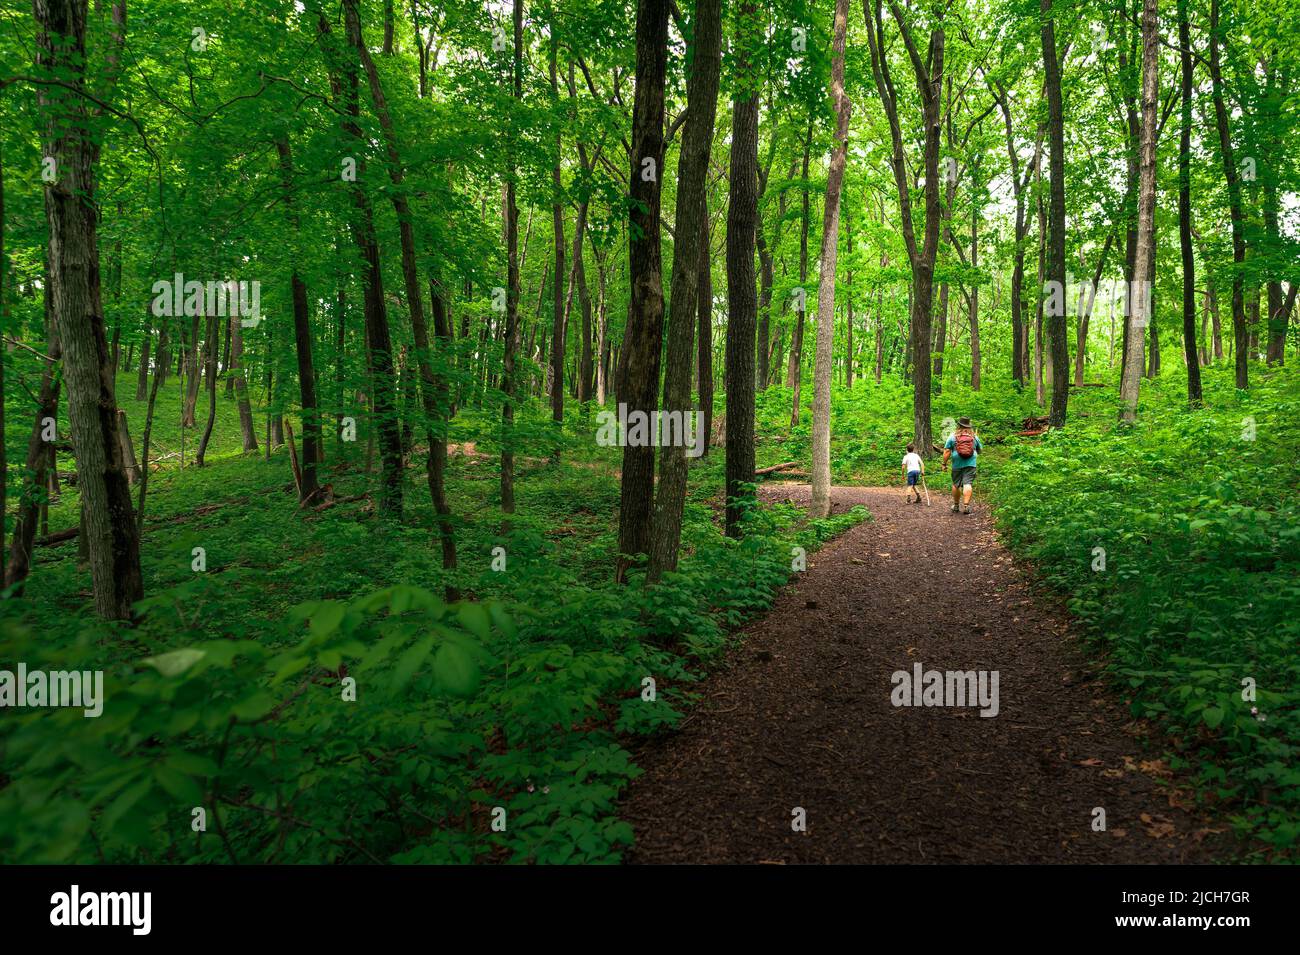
[{"xmin": 945, "ymin": 432, "xmax": 982, "ymax": 469}]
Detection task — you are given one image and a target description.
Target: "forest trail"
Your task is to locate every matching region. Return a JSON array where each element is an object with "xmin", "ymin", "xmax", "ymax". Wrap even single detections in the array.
[{"xmin": 621, "ymin": 485, "xmax": 1225, "ymax": 863}]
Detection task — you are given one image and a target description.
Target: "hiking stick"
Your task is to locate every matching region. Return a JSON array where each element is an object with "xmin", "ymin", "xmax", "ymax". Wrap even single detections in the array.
[{"xmin": 920, "ymin": 473, "xmax": 931, "ymax": 506}]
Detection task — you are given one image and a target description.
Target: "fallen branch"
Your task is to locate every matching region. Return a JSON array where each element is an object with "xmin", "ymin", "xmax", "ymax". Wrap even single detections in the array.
[
  {"xmin": 35, "ymin": 527, "xmax": 79, "ymax": 546},
  {"xmin": 755, "ymin": 461, "xmax": 799, "ymax": 476},
  {"xmin": 284, "ymin": 420, "xmax": 303, "ymax": 499}
]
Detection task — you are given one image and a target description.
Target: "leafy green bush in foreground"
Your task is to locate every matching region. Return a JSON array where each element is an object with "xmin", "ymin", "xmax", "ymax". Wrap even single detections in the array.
[{"xmin": 0, "ymin": 501, "xmax": 865, "ymax": 864}]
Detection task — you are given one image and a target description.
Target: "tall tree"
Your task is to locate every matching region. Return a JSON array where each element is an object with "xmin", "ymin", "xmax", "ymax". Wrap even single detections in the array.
[
  {"xmin": 1041, "ymin": 0, "xmax": 1070, "ymax": 427},
  {"xmin": 1208, "ymin": 0, "xmax": 1248, "ymax": 388},
  {"xmin": 647, "ymin": 0, "xmax": 721, "ymax": 582},
  {"xmin": 614, "ymin": 0, "xmax": 669, "ymax": 580},
  {"xmin": 316, "ymin": 4, "xmax": 404, "ymax": 518},
  {"xmin": 1176, "ymin": 0, "xmax": 1202, "ymax": 404},
  {"xmin": 864, "ymin": 0, "xmax": 945, "ymax": 454},
  {"xmin": 1121, "ymin": 0, "xmax": 1159, "ymax": 422},
  {"xmin": 345, "ymin": 0, "xmax": 457, "ymax": 577},
  {"xmin": 548, "ymin": 14, "xmax": 566, "ymax": 432},
  {"xmin": 274, "ymin": 138, "xmax": 318, "ymax": 495},
  {"xmin": 501, "ymin": 0, "xmax": 524, "ymax": 526},
  {"xmin": 810, "ymin": 0, "xmax": 851, "ymax": 518},
  {"xmin": 33, "ymin": 0, "xmax": 143, "ymax": 619},
  {"xmin": 724, "ymin": 0, "xmax": 760, "ymax": 538}
]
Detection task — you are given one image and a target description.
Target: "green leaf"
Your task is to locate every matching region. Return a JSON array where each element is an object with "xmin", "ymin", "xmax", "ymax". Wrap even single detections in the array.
[
  {"xmin": 456, "ymin": 602, "xmax": 492, "ymax": 640},
  {"xmin": 433, "ymin": 641, "xmax": 480, "ymax": 698},
  {"xmin": 142, "ymin": 648, "xmax": 206, "ymax": 677},
  {"xmin": 392, "ymin": 636, "xmax": 434, "ymax": 690}
]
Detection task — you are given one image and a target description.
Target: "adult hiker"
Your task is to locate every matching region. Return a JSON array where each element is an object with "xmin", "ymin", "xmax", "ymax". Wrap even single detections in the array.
[{"xmin": 942, "ymin": 417, "xmax": 983, "ymax": 514}]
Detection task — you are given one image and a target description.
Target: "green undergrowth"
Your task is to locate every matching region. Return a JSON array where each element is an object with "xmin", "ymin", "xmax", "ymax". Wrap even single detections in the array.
[
  {"xmin": 0, "ymin": 375, "xmax": 866, "ymax": 863},
  {"xmin": 989, "ymin": 364, "xmax": 1300, "ymax": 858}
]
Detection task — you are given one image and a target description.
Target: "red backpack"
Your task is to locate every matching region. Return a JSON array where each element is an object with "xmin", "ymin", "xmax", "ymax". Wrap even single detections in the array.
[{"xmin": 955, "ymin": 430, "xmax": 976, "ymax": 459}]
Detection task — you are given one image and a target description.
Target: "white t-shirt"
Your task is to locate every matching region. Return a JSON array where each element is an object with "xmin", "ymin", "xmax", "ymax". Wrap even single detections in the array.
[{"xmin": 902, "ymin": 452, "xmax": 923, "ymax": 474}]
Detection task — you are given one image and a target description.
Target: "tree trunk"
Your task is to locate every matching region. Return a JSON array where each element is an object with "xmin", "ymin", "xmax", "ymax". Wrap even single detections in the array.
[
  {"xmin": 548, "ymin": 28, "xmax": 566, "ymax": 432},
  {"xmin": 195, "ymin": 312, "xmax": 218, "ymax": 465},
  {"xmin": 274, "ymin": 138, "xmax": 318, "ymax": 496},
  {"xmin": 135, "ymin": 314, "xmax": 168, "ymax": 531},
  {"xmin": 1177, "ymin": 0, "xmax": 1202, "ymax": 402},
  {"xmin": 5, "ymin": 336, "xmax": 60, "ymax": 592},
  {"xmin": 810, "ymin": 0, "xmax": 850, "ymax": 519},
  {"xmin": 724, "ymin": 0, "xmax": 759, "ymax": 538},
  {"xmin": 345, "ymin": 0, "xmax": 457, "ymax": 577},
  {"xmin": 134, "ymin": 307, "xmax": 151, "ymax": 400},
  {"xmin": 318, "ymin": 6, "xmax": 404, "ymax": 517},
  {"xmin": 788, "ymin": 123, "xmax": 813, "ymax": 429},
  {"xmin": 864, "ymin": 0, "xmax": 941, "ymax": 455},
  {"xmin": 1043, "ymin": 0, "xmax": 1070, "ymax": 427},
  {"xmin": 646, "ymin": 0, "xmax": 721, "ymax": 582},
  {"xmin": 613, "ymin": 0, "xmax": 670, "ymax": 580},
  {"xmin": 1121, "ymin": 0, "xmax": 1159, "ymax": 422},
  {"xmin": 1074, "ymin": 235, "xmax": 1112, "ymax": 386},
  {"xmin": 1208, "ymin": 0, "xmax": 1248, "ymax": 388},
  {"xmin": 697, "ymin": 217, "xmax": 714, "ymax": 455},
  {"xmin": 230, "ymin": 315, "xmax": 258, "ymax": 452},
  {"xmin": 501, "ymin": 0, "xmax": 524, "ymax": 525},
  {"xmin": 34, "ymin": 0, "xmax": 142, "ymax": 619}
]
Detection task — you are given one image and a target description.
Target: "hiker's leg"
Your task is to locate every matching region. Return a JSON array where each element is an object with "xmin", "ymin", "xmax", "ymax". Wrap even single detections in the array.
[{"xmin": 963, "ymin": 484, "xmax": 974, "ymax": 505}]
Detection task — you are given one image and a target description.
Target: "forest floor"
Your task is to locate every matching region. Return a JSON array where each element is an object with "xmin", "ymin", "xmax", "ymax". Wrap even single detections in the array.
[{"xmin": 621, "ymin": 484, "xmax": 1235, "ymax": 863}]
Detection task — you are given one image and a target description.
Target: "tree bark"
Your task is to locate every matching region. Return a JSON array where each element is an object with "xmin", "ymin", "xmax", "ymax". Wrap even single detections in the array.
[
  {"xmin": 317, "ymin": 6, "xmax": 404, "ymax": 517},
  {"xmin": 195, "ymin": 312, "xmax": 218, "ymax": 465},
  {"xmin": 614, "ymin": 0, "xmax": 670, "ymax": 580},
  {"xmin": 697, "ymin": 217, "xmax": 714, "ymax": 455},
  {"xmin": 1208, "ymin": 0, "xmax": 1248, "ymax": 388},
  {"xmin": 274, "ymin": 138, "xmax": 318, "ymax": 496},
  {"xmin": 1121, "ymin": 0, "xmax": 1159, "ymax": 422},
  {"xmin": 788, "ymin": 123, "xmax": 813, "ymax": 428},
  {"xmin": 810, "ymin": 0, "xmax": 850, "ymax": 519},
  {"xmin": 34, "ymin": 0, "xmax": 142, "ymax": 618},
  {"xmin": 646, "ymin": 0, "xmax": 721, "ymax": 582},
  {"xmin": 724, "ymin": 0, "xmax": 759, "ymax": 539},
  {"xmin": 344, "ymin": 0, "xmax": 457, "ymax": 577},
  {"xmin": 864, "ymin": 0, "xmax": 942, "ymax": 454},
  {"xmin": 1177, "ymin": 0, "xmax": 1202, "ymax": 404},
  {"xmin": 1042, "ymin": 0, "xmax": 1070, "ymax": 427}
]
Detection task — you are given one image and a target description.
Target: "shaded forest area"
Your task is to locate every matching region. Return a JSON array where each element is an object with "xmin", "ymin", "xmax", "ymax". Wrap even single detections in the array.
[{"xmin": 0, "ymin": 0, "xmax": 1297, "ymax": 863}]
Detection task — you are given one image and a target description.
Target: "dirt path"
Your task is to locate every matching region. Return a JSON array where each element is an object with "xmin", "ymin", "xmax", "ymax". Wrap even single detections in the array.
[{"xmin": 621, "ymin": 485, "xmax": 1226, "ymax": 864}]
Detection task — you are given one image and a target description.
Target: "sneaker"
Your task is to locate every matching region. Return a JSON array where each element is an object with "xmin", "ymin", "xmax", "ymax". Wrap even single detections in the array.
[
  {"xmin": 951, "ymin": 504, "xmax": 959, "ymax": 513},
  {"xmin": 962, "ymin": 506, "xmax": 972, "ymax": 514}
]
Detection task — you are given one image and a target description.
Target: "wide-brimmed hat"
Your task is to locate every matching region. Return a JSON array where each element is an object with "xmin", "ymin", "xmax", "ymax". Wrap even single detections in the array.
[{"xmin": 957, "ymin": 416, "xmax": 973, "ymax": 428}]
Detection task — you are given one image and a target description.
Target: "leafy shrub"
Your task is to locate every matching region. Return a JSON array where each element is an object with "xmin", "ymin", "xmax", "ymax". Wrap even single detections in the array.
[{"xmin": 990, "ymin": 366, "xmax": 1300, "ymax": 854}]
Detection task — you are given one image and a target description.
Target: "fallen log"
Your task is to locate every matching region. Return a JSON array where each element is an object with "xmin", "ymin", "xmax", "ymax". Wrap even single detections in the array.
[
  {"xmin": 35, "ymin": 527, "xmax": 80, "ymax": 546},
  {"xmin": 755, "ymin": 460, "xmax": 799, "ymax": 476}
]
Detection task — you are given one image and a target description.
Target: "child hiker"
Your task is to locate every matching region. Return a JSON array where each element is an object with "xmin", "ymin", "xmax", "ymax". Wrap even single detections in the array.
[{"xmin": 902, "ymin": 443, "xmax": 925, "ymax": 504}]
